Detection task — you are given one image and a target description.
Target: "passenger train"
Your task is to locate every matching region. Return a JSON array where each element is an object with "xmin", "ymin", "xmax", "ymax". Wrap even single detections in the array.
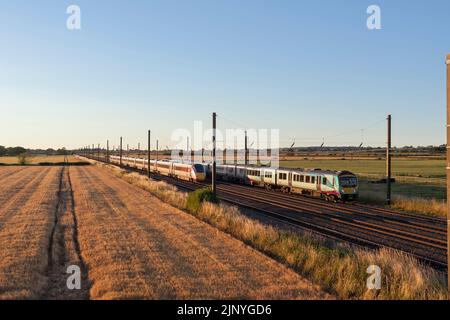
[
  {"xmin": 107, "ymin": 156, "xmax": 358, "ymax": 201},
  {"xmin": 214, "ymin": 164, "xmax": 359, "ymax": 202},
  {"xmin": 109, "ymin": 156, "xmax": 206, "ymax": 182}
]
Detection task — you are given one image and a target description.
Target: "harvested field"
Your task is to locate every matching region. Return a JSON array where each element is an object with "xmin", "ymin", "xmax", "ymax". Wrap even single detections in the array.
[
  {"xmin": 0, "ymin": 166, "xmax": 328, "ymax": 299},
  {"xmin": 0, "ymin": 155, "xmax": 83, "ymax": 165},
  {"xmin": 0, "ymin": 166, "xmax": 60, "ymax": 299},
  {"xmin": 70, "ymin": 166, "xmax": 328, "ymax": 299}
]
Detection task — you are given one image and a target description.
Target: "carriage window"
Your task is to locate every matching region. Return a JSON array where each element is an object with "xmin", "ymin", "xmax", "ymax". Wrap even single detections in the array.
[
  {"xmin": 311, "ymin": 176, "xmax": 315, "ymax": 184},
  {"xmin": 279, "ymin": 173, "xmax": 287, "ymax": 180},
  {"xmin": 322, "ymin": 177, "xmax": 327, "ymax": 185},
  {"xmin": 300, "ymin": 175, "xmax": 304, "ymax": 182},
  {"xmin": 305, "ymin": 176, "xmax": 310, "ymax": 183}
]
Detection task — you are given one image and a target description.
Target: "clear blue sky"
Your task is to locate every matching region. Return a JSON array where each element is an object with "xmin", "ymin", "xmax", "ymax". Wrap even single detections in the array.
[{"xmin": 0, "ymin": 0, "xmax": 448, "ymax": 149}]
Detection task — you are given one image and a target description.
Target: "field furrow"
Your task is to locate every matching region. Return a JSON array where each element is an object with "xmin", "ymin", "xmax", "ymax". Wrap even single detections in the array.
[
  {"xmin": 0, "ymin": 166, "xmax": 29, "ymax": 180},
  {"xmin": 0, "ymin": 167, "xmax": 53, "ymax": 225},
  {"xmin": 0, "ymin": 167, "xmax": 42, "ymax": 199}
]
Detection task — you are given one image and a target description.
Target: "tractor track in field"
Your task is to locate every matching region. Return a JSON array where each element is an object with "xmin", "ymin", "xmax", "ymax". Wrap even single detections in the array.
[
  {"xmin": 44, "ymin": 166, "xmax": 90, "ymax": 300},
  {"xmin": 91, "ymin": 156, "xmax": 447, "ymax": 270}
]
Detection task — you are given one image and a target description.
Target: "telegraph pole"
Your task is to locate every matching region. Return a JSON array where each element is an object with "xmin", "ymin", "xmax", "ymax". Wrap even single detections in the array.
[
  {"xmin": 245, "ymin": 130, "xmax": 248, "ymax": 165},
  {"xmin": 386, "ymin": 114, "xmax": 392, "ymax": 205},
  {"xmin": 148, "ymin": 130, "xmax": 151, "ymax": 178},
  {"xmin": 445, "ymin": 53, "xmax": 450, "ymax": 295},
  {"xmin": 106, "ymin": 140, "xmax": 109, "ymax": 163},
  {"xmin": 212, "ymin": 112, "xmax": 217, "ymax": 195},
  {"xmin": 97, "ymin": 143, "xmax": 100, "ymax": 160},
  {"xmin": 120, "ymin": 137, "xmax": 123, "ymax": 166}
]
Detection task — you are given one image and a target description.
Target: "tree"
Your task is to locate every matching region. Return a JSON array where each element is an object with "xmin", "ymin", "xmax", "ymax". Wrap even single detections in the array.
[
  {"xmin": 17, "ymin": 152, "xmax": 31, "ymax": 165},
  {"xmin": 6, "ymin": 146, "xmax": 26, "ymax": 156}
]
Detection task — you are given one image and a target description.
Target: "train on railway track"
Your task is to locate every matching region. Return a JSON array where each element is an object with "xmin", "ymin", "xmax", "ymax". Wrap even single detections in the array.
[
  {"xmin": 109, "ymin": 156, "xmax": 207, "ymax": 182},
  {"xmin": 213, "ymin": 164, "xmax": 359, "ymax": 202},
  {"xmin": 108, "ymin": 155, "xmax": 358, "ymax": 202}
]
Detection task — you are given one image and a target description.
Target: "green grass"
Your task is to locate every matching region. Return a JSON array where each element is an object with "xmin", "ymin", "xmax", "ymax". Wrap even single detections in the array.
[
  {"xmin": 280, "ymin": 159, "xmax": 445, "ymax": 180},
  {"xmin": 359, "ymin": 178, "xmax": 445, "ymax": 200},
  {"xmin": 186, "ymin": 187, "xmax": 219, "ymax": 213}
]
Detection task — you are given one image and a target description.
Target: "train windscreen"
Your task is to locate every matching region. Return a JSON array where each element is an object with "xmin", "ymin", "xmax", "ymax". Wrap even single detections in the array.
[
  {"xmin": 339, "ymin": 176, "xmax": 357, "ymax": 187},
  {"xmin": 193, "ymin": 164, "xmax": 205, "ymax": 173}
]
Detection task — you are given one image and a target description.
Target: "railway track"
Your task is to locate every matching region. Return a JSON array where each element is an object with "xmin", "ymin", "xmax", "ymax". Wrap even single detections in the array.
[{"xmin": 86, "ymin": 156, "xmax": 448, "ymax": 270}]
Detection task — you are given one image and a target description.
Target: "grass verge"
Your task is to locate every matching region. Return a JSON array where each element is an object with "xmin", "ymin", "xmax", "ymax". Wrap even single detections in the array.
[
  {"xmin": 359, "ymin": 190, "xmax": 446, "ymax": 218},
  {"xmin": 88, "ymin": 159, "xmax": 448, "ymax": 300}
]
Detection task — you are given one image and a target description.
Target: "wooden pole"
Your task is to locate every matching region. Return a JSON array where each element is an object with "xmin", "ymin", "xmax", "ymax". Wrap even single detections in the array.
[
  {"xmin": 212, "ymin": 112, "xmax": 217, "ymax": 195},
  {"xmin": 386, "ymin": 114, "xmax": 392, "ymax": 205},
  {"xmin": 107, "ymin": 140, "xmax": 109, "ymax": 163},
  {"xmin": 148, "ymin": 130, "xmax": 151, "ymax": 178},
  {"xmin": 97, "ymin": 143, "xmax": 100, "ymax": 160},
  {"xmin": 445, "ymin": 53, "xmax": 450, "ymax": 295}
]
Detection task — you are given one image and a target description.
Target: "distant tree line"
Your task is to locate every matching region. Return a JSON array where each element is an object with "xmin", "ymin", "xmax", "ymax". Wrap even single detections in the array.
[
  {"xmin": 0, "ymin": 146, "xmax": 70, "ymax": 156},
  {"xmin": 0, "ymin": 146, "xmax": 27, "ymax": 156}
]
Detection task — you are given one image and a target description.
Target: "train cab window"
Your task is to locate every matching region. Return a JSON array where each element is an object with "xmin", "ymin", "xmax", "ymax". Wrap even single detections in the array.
[
  {"xmin": 311, "ymin": 176, "xmax": 315, "ymax": 184},
  {"xmin": 278, "ymin": 173, "xmax": 287, "ymax": 180},
  {"xmin": 305, "ymin": 176, "xmax": 310, "ymax": 183},
  {"xmin": 193, "ymin": 164, "xmax": 204, "ymax": 173},
  {"xmin": 265, "ymin": 172, "xmax": 272, "ymax": 178}
]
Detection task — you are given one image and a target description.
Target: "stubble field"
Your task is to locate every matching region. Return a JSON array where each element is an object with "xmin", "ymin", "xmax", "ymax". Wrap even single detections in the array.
[{"xmin": 0, "ymin": 165, "xmax": 328, "ymax": 300}]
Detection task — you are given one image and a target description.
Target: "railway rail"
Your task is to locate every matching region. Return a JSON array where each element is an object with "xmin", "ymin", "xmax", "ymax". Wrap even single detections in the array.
[{"xmin": 84, "ymin": 155, "xmax": 448, "ymax": 270}]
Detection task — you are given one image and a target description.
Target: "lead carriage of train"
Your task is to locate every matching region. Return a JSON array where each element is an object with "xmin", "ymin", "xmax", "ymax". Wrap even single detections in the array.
[{"xmin": 215, "ymin": 164, "xmax": 358, "ymax": 201}]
